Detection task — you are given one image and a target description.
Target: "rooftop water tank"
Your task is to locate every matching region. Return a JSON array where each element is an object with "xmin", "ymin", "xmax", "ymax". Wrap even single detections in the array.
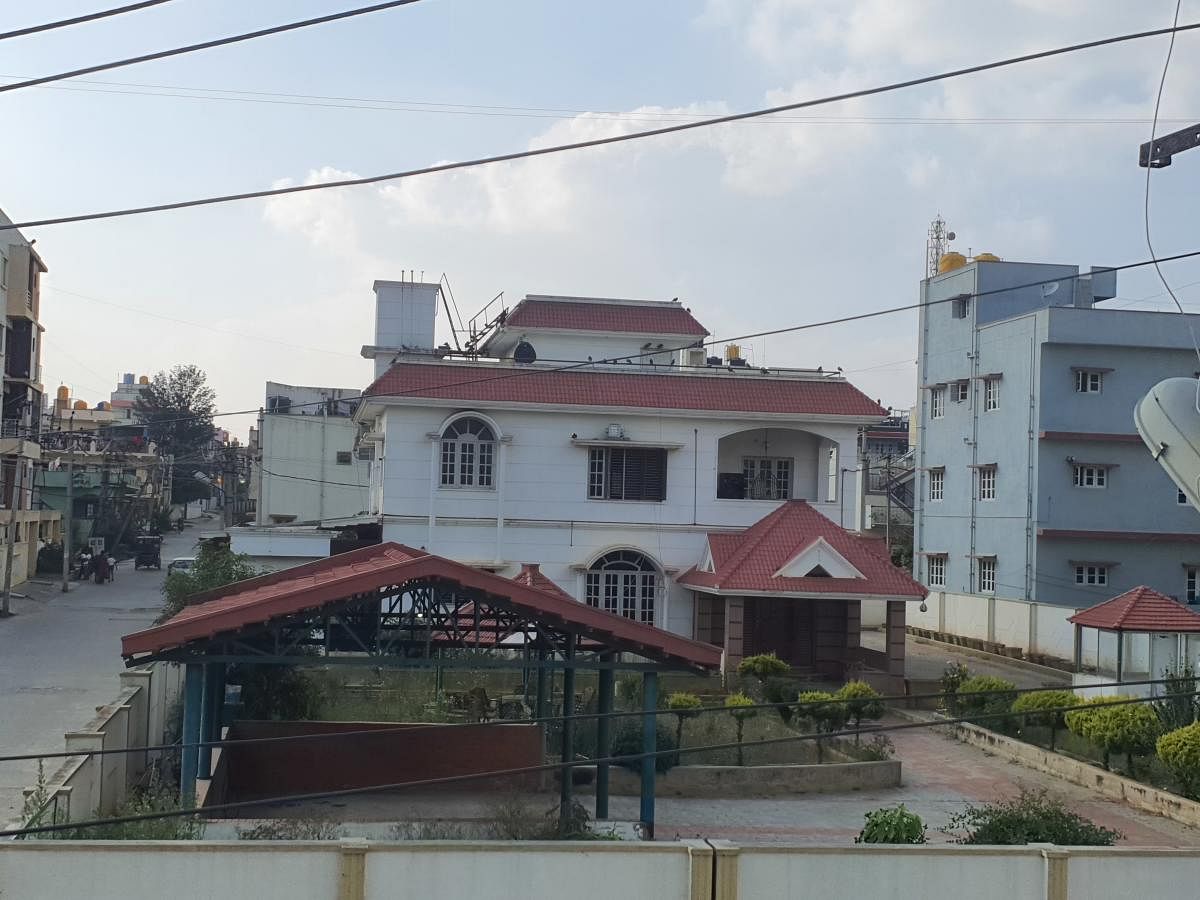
[
  {"xmin": 96, "ymin": 401, "xmax": 109, "ymax": 411},
  {"xmin": 974, "ymin": 252, "xmax": 1001, "ymax": 262},
  {"xmin": 55, "ymin": 385, "xmax": 69, "ymax": 406},
  {"xmin": 138, "ymin": 375, "xmax": 149, "ymax": 385},
  {"xmin": 72, "ymin": 400, "xmax": 88, "ymax": 410},
  {"xmin": 938, "ymin": 252, "xmax": 967, "ymax": 273},
  {"xmin": 122, "ymin": 373, "xmax": 134, "ymax": 385}
]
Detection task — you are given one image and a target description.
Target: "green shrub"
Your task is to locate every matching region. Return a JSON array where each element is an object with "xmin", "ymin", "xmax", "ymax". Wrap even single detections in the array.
[
  {"xmin": 737, "ymin": 653, "xmax": 791, "ymax": 685},
  {"xmin": 836, "ymin": 680, "xmax": 885, "ymax": 742},
  {"xmin": 796, "ymin": 690, "xmax": 847, "ymax": 762},
  {"xmin": 856, "ymin": 804, "xmax": 926, "ymax": 844},
  {"xmin": 762, "ymin": 677, "xmax": 798, "ymax": 725},
  {"xmin": 946, "ymin": 789, "xmax": 1120, "ymax": 846},
  {"xmin": 238, "ymin": 818, "xmax": 340, "ymax": 841},
  {"xmin": 610, "ymin": 719, "xmax": 678, "ymax": 774},
  {"xmin": 667, "ymin": 692, "xmax": 704, "ymax": 749},
  {"xmin": 956, "ymin": 676, "xmax": 1017, "ymax": 730},
  {"xmin": 1157, "ymin": 721, "xmax": 1200, "ymax": 799},
  {"xmin": 616, "ymin": 675, "xmax": 642, "ymax": 708},
  {"xmin": 725, "ymin": 692, "xmax": 757, "ymax": 766},
  {"xmin": 1011, "ymin": 690, "xmax": 1077, "ymax": 749},
  {"xmin": 940, "ymin": 661, "xmax": 971, "ymax": 713},
  {"xmin": 1067, "ymin": 696, "xmax": 1159, "ymax": 774},
  {"xmin": 1154, "ymin": 665, "xmax": 1200, "ymax": 732}
]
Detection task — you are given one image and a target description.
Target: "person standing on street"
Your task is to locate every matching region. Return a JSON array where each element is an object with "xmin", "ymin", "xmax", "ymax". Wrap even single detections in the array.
[{"xmin": 94, "ymin": 553, "xmax": 109, "ymax": 585}]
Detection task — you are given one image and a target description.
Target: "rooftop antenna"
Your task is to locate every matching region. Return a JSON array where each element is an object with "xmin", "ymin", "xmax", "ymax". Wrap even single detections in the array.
[{"xmin": 926, "ymin": 214, "xmax": 956, "ymax": 278}]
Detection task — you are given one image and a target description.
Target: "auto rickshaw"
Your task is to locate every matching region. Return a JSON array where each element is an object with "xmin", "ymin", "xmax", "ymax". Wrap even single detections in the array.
[{"xmin": 133, "ymin": 534, "xmax": 162, "ymax": 570}]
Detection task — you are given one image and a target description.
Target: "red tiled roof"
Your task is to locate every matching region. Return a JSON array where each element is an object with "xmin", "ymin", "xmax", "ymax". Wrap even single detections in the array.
[
  {"xmin": 364, "ymin": 362, "xmax": 886, "ymax": 418},
  {"xmin": 510, "ymin": 563, "xmax": 574, "ymax": 602},
  {"xmin": 122, "ymin": 543, "xmax": 719, "ymax": 670},
  {"xmin": 504, "ymin": 298, "xmax": 708, "ymax": 336},
  {"xmin": 1068, "ymin": 586, "xmax": 1200, "ymax": 633},
  {"xmin": 678, "ymin": 501, "xmax": 927, "ymax": 598}
]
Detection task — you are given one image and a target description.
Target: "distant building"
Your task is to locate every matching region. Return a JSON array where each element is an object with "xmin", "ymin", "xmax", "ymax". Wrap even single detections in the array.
[
  {"xmin": 914, "ymin": 254, "xmax": 1200, "ymax": 608},
  {"xmin": 0, "ymin": 207, "xmax": 62, "ymax": 584},
  {"xmin": 251, "ymin": 382, "xmax": 368, "ymax": 527}
]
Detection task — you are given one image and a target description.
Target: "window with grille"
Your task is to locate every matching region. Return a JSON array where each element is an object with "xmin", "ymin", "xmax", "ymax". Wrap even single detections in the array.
[
  {"xmin": 928, "ymin": 555, "xmax": 947, "ymax": 588},
  {"xmin": 587, "ymin": 447, "xmax": 667, "ymax": 501},
  {"xmin": 977, "ymin": 558, "xmax": 996, "ymax": 593},
  {"xmin": 978, "ymin": 466, "xmax": 997, "ymax": 500},
  {"xmin": 930, "ymin": 387, "xmax": 945, "ymax": 419},
  {"xmin": 335, "ymin": 451, "xmax": 352, "ymax": 465},
  {"xmin": 1074, "ymin": 565, "xmax": 1107, "ymax": 586},
  {"xmin": 1074, "ymin": 370, "xmax": 1103, "ymax": 393},
  {"xmin": 1072, "ymin": 465, "xmax": 1107, "ymax": 489},
  {"xmin": 742, "ymin": 457, "xmax": 792, "ymax": 500},
  {"xmin": 928, "ymin": 468, "xmax": 944, "ymax": 502},
  {"xmin": 439, "ymin": 417, "xmax": 496, "ymax": 488},
  {"xmin": 951, "ymin": 381, "xmax": 969, "ymax": 403},
  {"xmin": 952, "ymin": 296, "xmax": 970, "ymax": 319},
  {"xmin": 584, "ymin": 550, "xmax": 659, "ymax": 624},
  {"xmin": 1188, "ymin": 567, "xmax": 1198, "ymax": 605},
  {"xmin": 984, "ymin": 378, "xmax": 999, "ymax": 411}
]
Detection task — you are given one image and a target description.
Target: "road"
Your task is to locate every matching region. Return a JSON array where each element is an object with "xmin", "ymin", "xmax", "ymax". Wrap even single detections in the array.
[{"xmin": 0, "ymin": 522, "xmax": 203, "ymax": 823}]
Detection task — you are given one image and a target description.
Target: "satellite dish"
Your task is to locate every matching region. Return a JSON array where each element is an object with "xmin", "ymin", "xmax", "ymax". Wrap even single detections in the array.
[
  {"xmin": 1135, "ymin": 377, "xmax": 1200, "ymax": 508},
  {"xmin": 1041, "ymin": 282, "xmax": 1060, "ymax": 297},
  {"xmin": 946, "ymin": 231, "xmax": 956, "ymax": 241},
  {"xmin": 513, "ymin": 341, "xmax": 537, "ymax": 365}
]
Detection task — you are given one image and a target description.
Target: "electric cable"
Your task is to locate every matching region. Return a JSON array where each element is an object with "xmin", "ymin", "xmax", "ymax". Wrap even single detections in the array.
[
  {"xmin": 3, "ymin": 20, "xmax": 1199, "ymax": 231},
  {"xmin": 0, "ymin": 0, "xmax": 423, "ymax": 97},
  {"xmin": 4, "ymin": 687, "xmax": 1194, "ymax": 837},
  {"xmin": 0, "ymin": 0, "xmax": 174, "ymax": 41}
]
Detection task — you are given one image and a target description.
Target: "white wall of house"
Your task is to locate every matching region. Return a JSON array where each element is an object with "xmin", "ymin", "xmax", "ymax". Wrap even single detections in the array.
[
  {"xmin": 371, "ymin": 402, "xmax": 863, "ymax": 636},
  {"xmin": 257, "ymin": 414, "xmax": 369, "ymax": 525}
]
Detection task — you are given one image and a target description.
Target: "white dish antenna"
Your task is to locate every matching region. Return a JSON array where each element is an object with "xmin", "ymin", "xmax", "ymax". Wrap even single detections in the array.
[
  {"xmin": 1041, "ymin": 282, "xmax": 1060, "ymax": 297},
  {"xmin": 1135, "ymin": 377, "xmax": 1200, "ymax": 508}
]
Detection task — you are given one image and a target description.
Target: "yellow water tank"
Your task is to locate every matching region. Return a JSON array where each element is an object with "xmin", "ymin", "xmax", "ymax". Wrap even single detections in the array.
[
  {"xmin": 938, "ymin": 252, "xmax": 967, "ymax": 273},
  {"xmin": 72, "ymin": 399, "xmax": 88, "ymax": 410},
  {"xmin": 138, "ymin": 375, "xmax": 149, "ymax": 385},
  {"xmin": 974, "ymin": 252, "xmax": 1001, "ymax": 262},
  {"xmin": 726, "ymin": 344, "xmax": 742, "ymax": 361},
  {"xmin": 55, "ymin": 385, "xmax": 70, "ymax": 408}
]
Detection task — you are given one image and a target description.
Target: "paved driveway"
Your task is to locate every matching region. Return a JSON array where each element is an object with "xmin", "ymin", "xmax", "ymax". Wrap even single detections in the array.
[{"xmin": 0, "ymin": 523, "xmax": 201, "ymax": 822}]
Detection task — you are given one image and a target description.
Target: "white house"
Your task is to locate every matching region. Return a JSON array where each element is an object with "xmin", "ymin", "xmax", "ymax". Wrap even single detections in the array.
[{"xmin": 347, "ymin": 285, "xmax": 925, "ymax": 677}]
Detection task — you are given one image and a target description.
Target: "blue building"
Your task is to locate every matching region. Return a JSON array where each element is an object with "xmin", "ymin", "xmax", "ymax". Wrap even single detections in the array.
[{"xmin": 914, "ymin": 255, "xmax": 1200, "ymax": 608}]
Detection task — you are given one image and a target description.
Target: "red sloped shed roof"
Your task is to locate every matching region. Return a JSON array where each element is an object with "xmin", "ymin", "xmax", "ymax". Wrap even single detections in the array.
[
  {"xmin": 510, "ymin": 563, "xmax": 575, "ymax": 602},
  {"xmin": 364, "ymin": 362, "xmax": 886, "ymax": 419},
  {"xmin": 678, "ymin": 501, "xmax": 927, "ymax": 598},
  {"xmin": 505, "ymin": 298, "xmax": 709, "ymax": 336},
  {"xmin": 1068, "ymin": 586, "xmax": 1200, "ymax": 632},
  {"xmin": 122, "ymin": 543, "xmax": 720, "ymax": 670}
]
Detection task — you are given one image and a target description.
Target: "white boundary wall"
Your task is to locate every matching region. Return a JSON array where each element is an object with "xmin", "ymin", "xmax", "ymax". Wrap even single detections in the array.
[{"xmin": 4, "ymin": 841, "xmax": 1200, "ymax": 900}]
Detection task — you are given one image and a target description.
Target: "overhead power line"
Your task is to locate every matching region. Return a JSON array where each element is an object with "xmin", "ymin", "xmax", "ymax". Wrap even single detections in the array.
[
  {"xmin": 0, "ymin": 0, "xmax": 423, "ymax": 97},
  {"xmin": 0, "ymin": 1, "xmax": 175, "ymax": 41},
  {"xmin": 6, "ymin": 72, "xmax": 1200, "ymax": 128},
  {"xmin": 30, "ymin": 247, "xmax": 1200, "ymax": 440},
  {"xmin": 4, "ymin": 20, "xmax": 1199, "ymax": 232}
]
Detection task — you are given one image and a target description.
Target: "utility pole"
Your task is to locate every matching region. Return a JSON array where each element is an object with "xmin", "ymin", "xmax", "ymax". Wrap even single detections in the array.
[
  {"xmin": 61, "ymin": 450, "xmax": 73, "ymax": 592},
  {"xmin": 885, "ymin": 454, "xmax": 892, "ymax": 551},
  {"xmin": 2, "ymin": 460, "xmax": 24, "ymax": 615}
]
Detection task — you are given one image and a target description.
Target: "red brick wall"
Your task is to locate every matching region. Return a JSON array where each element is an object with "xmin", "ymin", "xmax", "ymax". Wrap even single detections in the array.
[{"xmin": 221, "ymin": 721, "xmax": 543, "ymax": 801}]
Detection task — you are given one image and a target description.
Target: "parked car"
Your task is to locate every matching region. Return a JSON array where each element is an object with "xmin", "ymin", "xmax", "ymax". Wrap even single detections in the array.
[{"xmin": 166, "ymin": 557, "xmax": 196, "ymax": 575}]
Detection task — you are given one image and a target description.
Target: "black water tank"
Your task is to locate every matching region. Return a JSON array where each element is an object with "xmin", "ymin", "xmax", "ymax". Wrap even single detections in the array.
[{"xmin": 514, "ymin": 341, "xmax": 537, "ymax": 365}]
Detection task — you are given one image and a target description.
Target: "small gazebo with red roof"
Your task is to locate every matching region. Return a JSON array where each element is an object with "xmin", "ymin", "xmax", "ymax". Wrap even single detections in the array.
[
  {"xmin": 1068, "ymin": 586, "xmax": 1200, "ymax": 685},
  {"xmin": 678, "ymin": 500, "xmax": 927, "ymax": 686}
]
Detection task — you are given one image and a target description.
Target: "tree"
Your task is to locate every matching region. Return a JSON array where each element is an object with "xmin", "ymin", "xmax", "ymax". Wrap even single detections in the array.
[
  {"xmin": 1011, "ymin": 690, "xmax": 1077, "ymax": 750},
  {"xmin": 667, "ymin": 692, "xmax": 703, "ymax": 751},
  {"xmin": 725, "ymin": 692, "xmax": 757, "ymax": 766},
  {"xmin": 134, "ymin": 365, "xmax": 218, "ymax": 506},
  {"xmin": 737, "ymin": 653, "xmax": 791, "ymax": 686},
  {"xmin": 160, "ymin": 539, "xmax": 258, "ymax": 621},
  {"xmin": 836, "ymin": 681, "xmax": 885, "ymax": 743},
  {"xmin": 795, "ymin": 690, "xmax": 848, "ymax": 762}
]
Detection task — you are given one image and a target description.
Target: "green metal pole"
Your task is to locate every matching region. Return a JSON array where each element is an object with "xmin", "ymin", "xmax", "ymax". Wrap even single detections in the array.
[
  {"xmin": 180, "ymin": 664, "xmax": 203, "ymax": 805},
  {"xmin": 197, "ymin": 664, "xmax": 215, "ymax": 779},
  {"xmin": 559, "ymin": 637, "xmax": 577, "ymax": 832},
  {"xmin": 595, "ymin": 656, "xmax": 614, "ymax": 820},
  {"xmin": 639, "ymin": 671, "xmax": 658, "ymax": 839}
]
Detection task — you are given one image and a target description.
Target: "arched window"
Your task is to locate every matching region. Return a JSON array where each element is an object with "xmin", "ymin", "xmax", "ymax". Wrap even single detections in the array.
[
  {"xmin": 584, "ymin": 550, "xmax": 659, "ymax": 624},
  {"xmin": 440, "ymin": 417, "xmax": 496, "ymax": 488}
]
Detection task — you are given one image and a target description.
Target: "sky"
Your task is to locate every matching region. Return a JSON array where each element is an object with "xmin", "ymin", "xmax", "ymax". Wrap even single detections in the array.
[{"xmin": 3, "ymin": 0, "xmax": 1200, "ymax": 440}]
